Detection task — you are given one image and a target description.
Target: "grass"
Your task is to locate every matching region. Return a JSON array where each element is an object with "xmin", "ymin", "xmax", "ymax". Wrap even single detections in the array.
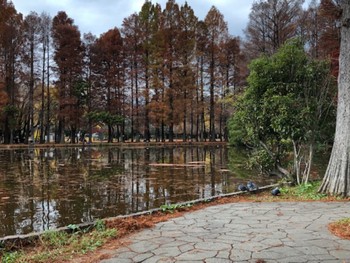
[
  {"xmin": 160, "ymin": 203, "xmax": 193, "ymax": 213},
  {"xmin": 278, "ymin": 181, "xmax": 328, "ymax": 200},
  {"xmin": 1, "ymin": 181, "xmax": 349, "ymax": 263},
  {"xmin": 0, "ymin": 219, "xmax": 117, "ymax": 263}
]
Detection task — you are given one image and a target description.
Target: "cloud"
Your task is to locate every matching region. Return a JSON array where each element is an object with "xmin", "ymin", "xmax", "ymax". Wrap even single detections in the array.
[{"xmin": 12, "ymin": 0, "xmax": 255, "ymax": 37}]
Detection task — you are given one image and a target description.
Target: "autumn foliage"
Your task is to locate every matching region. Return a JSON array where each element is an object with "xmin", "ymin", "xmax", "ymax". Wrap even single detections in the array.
[{"xmin": 0, "ymin": 0, "xmax": 340, "ymax": 144}]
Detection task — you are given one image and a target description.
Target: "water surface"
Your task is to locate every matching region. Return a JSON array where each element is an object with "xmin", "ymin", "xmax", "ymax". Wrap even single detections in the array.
[{"xmin": 0, "ymin": 145, "xmax": 275, "ymax": 237}]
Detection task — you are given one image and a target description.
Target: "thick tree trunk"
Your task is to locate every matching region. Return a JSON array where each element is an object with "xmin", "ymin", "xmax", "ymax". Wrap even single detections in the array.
[{"xmin": 319, "ymin": 2, "xmax": 350, "ymax": 197}]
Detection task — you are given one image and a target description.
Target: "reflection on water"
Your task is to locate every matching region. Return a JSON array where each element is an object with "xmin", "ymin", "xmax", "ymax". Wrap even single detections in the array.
[{"xmin": 0, "ymin": 145, "xmax": 275, "ymax": 237}]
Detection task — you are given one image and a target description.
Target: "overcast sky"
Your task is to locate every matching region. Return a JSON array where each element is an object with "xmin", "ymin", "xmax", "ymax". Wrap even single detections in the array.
[{"xmin": 11, "ymin": 0, "xmax": 255, "ymax": 37}]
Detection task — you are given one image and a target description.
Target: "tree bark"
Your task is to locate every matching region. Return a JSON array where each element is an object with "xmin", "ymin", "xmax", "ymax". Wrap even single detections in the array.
[{"xmin": 319, "ymin": 1, "xmax": 350, "ymax": 197}]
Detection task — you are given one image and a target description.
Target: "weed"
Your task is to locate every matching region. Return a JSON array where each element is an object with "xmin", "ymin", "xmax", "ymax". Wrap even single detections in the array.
[
  {"xmin": 1, "ymin": 251, "xmax": 23, "ymax": 263},
  {"xmin": 95, "ymin": 219, "xmax": 106, "ymax": 232},
  {"xmin": 70, "ymin": 228, "xmax": 117, "ymax": 254},
  {"xmin": 41, "ymin": 230, "xmax": 69, "ymax": 248},
  {"xmin": 160, "ymin": 203, "xmax": 192, "ymax": 213},
  {"xmin": 1, "ymin": 222, "xmax": 117, "ymax": 262},
  {"xmin": 335, "ymin": 218, "xmax": 350, "ymax": 225},
  {"xmin": 280, "ymin": 181, "xmax": 327, "ymax": 200},
  {"xmin": 67, "ymin": 224, "xmax": 80, "ymax": 232}
]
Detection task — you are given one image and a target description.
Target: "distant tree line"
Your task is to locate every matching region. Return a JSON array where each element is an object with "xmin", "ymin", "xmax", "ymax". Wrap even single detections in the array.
[{"xmin": 0, "ymin": 0, "xmax": 339, "ymax": 144}]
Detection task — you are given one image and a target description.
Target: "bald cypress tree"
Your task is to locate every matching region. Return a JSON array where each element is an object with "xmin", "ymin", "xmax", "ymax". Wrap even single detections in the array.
[
  {"xmin": 0, "ymin": 0, "xmax": 22, "ymax": 144},
  {"xmin": 319, "ymin": 0, "xmax": 350, "ymax": 197},
  {"xmin": 204, "ymin": 6, "xmax": 228, "ymax": 142},
  {"xmin": 52, "ymin": 11, "xmax": 84, "ymax": 143}
]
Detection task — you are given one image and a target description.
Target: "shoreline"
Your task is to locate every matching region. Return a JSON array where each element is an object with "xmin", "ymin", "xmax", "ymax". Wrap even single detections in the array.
[
  {"xmin": 0, "ymin": 141, "xmax": 228, "ymax": 149},
  {"xmin": 0, "ymin": 183, "xmax": 279, "ymax": 248}
]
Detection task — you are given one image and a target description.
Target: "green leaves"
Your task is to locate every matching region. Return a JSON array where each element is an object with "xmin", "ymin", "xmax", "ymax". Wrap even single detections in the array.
[
  {"xmin": 86, "ymin": 111, "xmax": 123, "ymax": 126},
  {"xmin": 229, "ymin": 38, "xmax": 336, "ymax": 178},
  {"xmin": 160, "ymin": 203, "xmax": 192, "ymax": 213}
]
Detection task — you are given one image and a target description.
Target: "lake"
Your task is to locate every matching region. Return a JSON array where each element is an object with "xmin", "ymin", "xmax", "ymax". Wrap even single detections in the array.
[{"xmin": 0, "ymin": 145, "xmax": 277, "ymax": 237}]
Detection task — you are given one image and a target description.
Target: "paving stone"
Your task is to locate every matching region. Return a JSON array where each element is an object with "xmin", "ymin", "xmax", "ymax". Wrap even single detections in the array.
[
  {"xmin": 152, "ymin": 246, "xmax": 182, "ymax": 257},
  {"xmin": 142, "ymin": 255, "xmax": 173, "ymax": 263},
  {"xmin": 159, "ymin": 240, "xmax": 188, "ymax": 248},
  {"xmin": 216, "ymin": 249, "xmax": 232, "ymax": 259},
  {"xmin": 251, "ymin": 250, "xmax": 283, "ymax": 260},
  {"xmin": 156, "ymin": 258, "xmax": 178, "ymax": 263},
  {"xmin": 205, "ymin": 258, "xmax": 233, "ymax": 263},
  {"xmin": 110, "ymin": 251, "xmax": 137, "ymax": 259},
  {"xmin": 329, "ymin": 248, "xmax": 350, "ymax": 260},
  {"xmin": 132, "ymin": 252, "xmax": 154, "ymax": 262},
  {"xmin": 292, "ymin": 239, "xmax": 337, "ymax": 249},
  {"xmin": 98, "ymin": 202, "xmax": 350, "ymax": 262},
  {"xmin": 178, "ymin": 243, "xmax": 195, "ymax": 253},
  {"xmin": 195, "ymin": 241, "xmax": 232, "ymax": 251},
  {"xmin": 100, "ymin": 258, "xmax": 132, "ymax": 263},
  {"xmin": 176, "ymin": 235, "xmax": 202, "ymax": 243},
  {"xmin": 132, "ymin": 229, "xmax": 162, "ymax": 240},
  {"xmin": 160, "ymin": 230, "xmax": 185, "ymax": 238},
  {"xmin": 173, "ymin": 218, "xmax": 197, "ymax": 226},
  {"xmin": 229, "ymin": 249, "xmax": 252, "ymax": 261},
  {"xmin": 128, "ymin": 240, "xmax": 159, "ymax": 253},
  {"xmin": 258, "ymin": 238, "xmax": 284, "ymax": 247},
  {"xmin": 274, "ymin": 255, "xmax": 313, "ymax": 263},
  {"xmin": 264, "ymin": 246, "xmax": 304, "ymax": 257},
  {"xmin": 234, "ymin": 241, "xmax": 271, "ymax": 252},
  {"xmin": 294, "ymin": 245, "xmax": 332, "ymax": 255},
  {"xmin": 311, "ymin": 253, "xmax": 338, "ymax": 261},
  {"xmin": 175, "ymin": 249, "xmax": 217, "ymax": 261}
]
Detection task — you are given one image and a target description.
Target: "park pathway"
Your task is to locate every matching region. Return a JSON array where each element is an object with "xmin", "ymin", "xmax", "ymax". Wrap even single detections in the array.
[{"xmin": 100, "ymin": 202, "xmax": 350, "ymax": 263}]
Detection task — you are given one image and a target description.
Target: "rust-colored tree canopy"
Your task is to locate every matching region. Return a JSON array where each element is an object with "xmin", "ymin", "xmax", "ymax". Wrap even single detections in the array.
[{"xmin": 0, "ymin": 0, "xmax": 339, "ymax": 144}]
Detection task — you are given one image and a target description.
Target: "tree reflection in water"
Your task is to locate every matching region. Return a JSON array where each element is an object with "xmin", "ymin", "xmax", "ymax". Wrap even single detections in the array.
[{"xmin": 0, "ymin": 146, "xmax": 274, "ymax": 237}]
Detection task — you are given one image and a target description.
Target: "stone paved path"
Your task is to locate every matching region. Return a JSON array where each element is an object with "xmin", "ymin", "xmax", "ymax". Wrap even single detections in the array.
[{"xmin": 100, "ymin": 202, "xmax": 350, "ymax": 263}]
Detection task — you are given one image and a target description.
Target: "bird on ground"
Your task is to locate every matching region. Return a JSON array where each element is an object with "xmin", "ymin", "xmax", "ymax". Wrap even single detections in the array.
[
  {"xmin": 238, "ymin": 184, "xmax": 248, "ymax": 192},
  {"xmin": 271, "ymin": 187, "xmax": 281, "ymax": 196},
  {"xmin": 247, "ymin": 181, "xmax": 258, "ymax": 192}
]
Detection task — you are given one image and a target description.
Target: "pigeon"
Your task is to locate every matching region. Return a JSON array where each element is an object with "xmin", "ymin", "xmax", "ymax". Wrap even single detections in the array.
[
  {"xmin": 271, "ymin": 187, "xmax": 281, "ymax": 196},
  {"xmin": 247, "ymin": 181, "xmax": 258, "ymax": 192},
  {"xmin": 238, "ymin": 184, "xmax": 248, "ymax": 192}
]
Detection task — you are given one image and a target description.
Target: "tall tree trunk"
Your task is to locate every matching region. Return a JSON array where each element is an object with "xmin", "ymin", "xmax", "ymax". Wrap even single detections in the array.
[
  {"xmin": 108, "ymin": 124, "xmax": 113, "ymax": 143},
  {"xmin": 29, "ymin": 41, "xmax": 35, "ymax": 144},
  {"xmin": 130, "ymin": 64, "xmax": 134, "ymax": 142},
  {"xmin": 200, "ymin": 56, "xmax": 206, "ymax": 142},
  {"xmin": 319, "ymin": 2, "xmax": 350, "ymax": 197},
  {"xmin": 168, "ymin": 67, "xmax": 174, "ymax": 142},
  {"xmin": 135, "ymin": 60, "xmax": 140, "ymax": 141},
  {"xmin": 40, "ymin": 44, "xmax": 46, "ymax": 144},
  {"xmin": 183, "ymin": 89, "xmax": 187, "ymax": 142},
  {"xmin": 144, "ymin": 59, "xmax": 150, "ymax": 142},
  {"xmin": 71, "ymin": 125, "xmax": 76, "ymax": 144},
  {"xmin": 45, "ymin": 38, "xmax": 51, "ymax": 143},
  {"xmin": 57, "ymin": 119, "xmax": 64, "ymax": 143},
  {"xmin": 209, "ymin": 51, "xmax": 215, "ymax": 142}
]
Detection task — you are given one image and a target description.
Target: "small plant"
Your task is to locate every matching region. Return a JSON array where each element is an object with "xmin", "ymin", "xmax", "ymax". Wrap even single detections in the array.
[
  {"xmin": 41, "ymin": 230, "xmax": 69, "ymax": 248},
  {"xmin": 160, "ymin": 203, "xmax": 192, "ymax": 213},
  {"xmin": 67, "ymin": 224, "xmax": 80, "ymax": 232},
  {"xmin": 160, "ymin": 204, "xmax": 180, "ymax": 213},
  {"xmin": 295, "ymin": 182, "xmax": 327, "ymax": 200},
  {"xmin": 279, "ymin": 181, "xmax": 327, "ymax": 200},
  {"xmin": 336, "ymin": 218, "xmax": 350, "ymax": 224},
  {"xmin": 95, "ymin": 219, "xmax": 106, "ymax": 232},
  {"xmin": 1, "ymin": 251, "xmax": 23, "ymax": 263},
  {"xmin": 1, "ymin": 224, "xmax": 118, "ymax": 262}
]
